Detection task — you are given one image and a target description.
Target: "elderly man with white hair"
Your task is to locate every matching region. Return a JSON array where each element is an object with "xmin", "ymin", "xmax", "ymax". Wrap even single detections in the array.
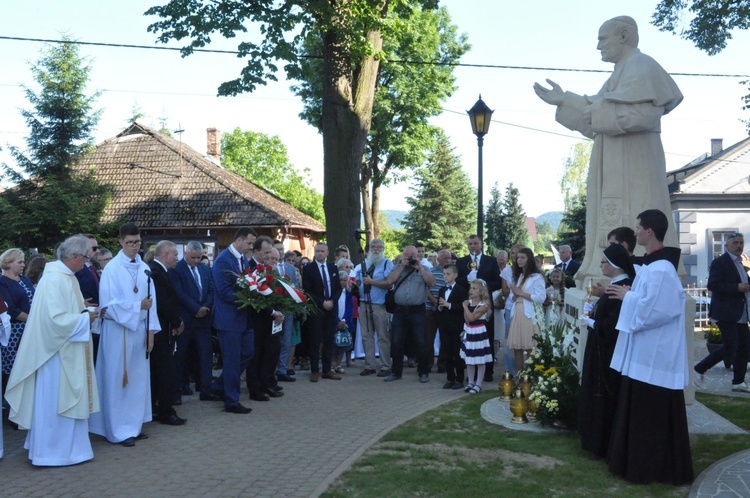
[{"xmin": 6, "ymin": 236, "xmax": 100, "ymax": 466}]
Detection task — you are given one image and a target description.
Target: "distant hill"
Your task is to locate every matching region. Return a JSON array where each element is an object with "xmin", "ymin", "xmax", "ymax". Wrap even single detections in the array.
[
  {"xmin": 382, "ymin": 209, "xmax": 407, "ymax": 229},
  {"xmin": 536, "ymin": 211, "xmax": 563, "ymax": 232}
]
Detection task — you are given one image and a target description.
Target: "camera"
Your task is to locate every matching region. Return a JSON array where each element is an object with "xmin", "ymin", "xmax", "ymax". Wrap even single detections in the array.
[{"xmin": 407, "ymin": 257, "xmax": 420, "ymax": 266}]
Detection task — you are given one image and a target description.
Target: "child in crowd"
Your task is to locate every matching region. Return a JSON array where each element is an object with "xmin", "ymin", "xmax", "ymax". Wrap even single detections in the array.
[
  {"xmin": 545, "ymin": 268, "xmax": 566, "ymax": 325},
  {"xmin": 436, "ymin": 264, "xmax": 468, "ymax": 390},
  {"xmin": 460, "ymin": 279, "xmax": 493, "ymax": 394}
]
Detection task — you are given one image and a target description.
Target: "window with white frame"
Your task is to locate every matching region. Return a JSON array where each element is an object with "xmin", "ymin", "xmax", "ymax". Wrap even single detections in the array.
[{"xmin": 711, "ymin": 230, "xmax": 741, "ymax": 259}]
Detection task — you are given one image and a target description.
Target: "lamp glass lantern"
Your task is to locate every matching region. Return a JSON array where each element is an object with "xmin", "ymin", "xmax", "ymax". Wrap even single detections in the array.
[{"xmin": 467, "ymin": 96, "xmax": 493, "ymax": 137}]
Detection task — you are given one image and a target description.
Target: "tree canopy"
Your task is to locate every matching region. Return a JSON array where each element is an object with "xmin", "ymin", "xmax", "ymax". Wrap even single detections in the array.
[
  {"xmin": 402, "ymin": 132, "xmax": 476, "ymax": 254},
  {"xmin": 652, "ymin": 0, "xmax": 750, "ymax": 55},
  {"xmin": 484, "ymin": 182, "xmax": 528, "ymax": 254},
  {"xmin": 289, "ymin": 5, "xmax": 468, "ymax": 241},
  {"xmin": 560, "ymin": 141, "xmax": 591, "ymax": 211},
  {"xmin": 146, "ymin": 0, "xmax": 440, "ymax": 257},
  {"xmin": 221, "ymin": 128, "xmax": 324, "ymax": 222},
  {"xmin": 0, "ymin": 37, "xmax": 111, "ymax": 252}
]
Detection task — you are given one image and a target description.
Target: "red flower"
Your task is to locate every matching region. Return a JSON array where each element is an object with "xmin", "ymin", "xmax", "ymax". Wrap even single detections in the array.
[
  {"xmin": 266, "ymin": 274, "xmax": 275, "ymax": 283},
  {"xmin": 244, "ymin": 268, "xmax": 252, "ymax": 275},
  {"xmin": 274, "ymin": 287, "xmax": 284, "ymax": 295}
]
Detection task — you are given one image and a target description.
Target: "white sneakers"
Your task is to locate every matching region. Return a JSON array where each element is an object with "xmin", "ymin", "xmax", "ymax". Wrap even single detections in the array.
[{"xmin": 731, "ymin": 382, "xmax": 750, "ymax": 393}]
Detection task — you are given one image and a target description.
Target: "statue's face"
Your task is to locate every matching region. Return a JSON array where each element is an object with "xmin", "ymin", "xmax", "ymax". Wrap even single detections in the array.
[{"xmin": 597, "ymin": 23, "xmax": 626, "ymax": 63}]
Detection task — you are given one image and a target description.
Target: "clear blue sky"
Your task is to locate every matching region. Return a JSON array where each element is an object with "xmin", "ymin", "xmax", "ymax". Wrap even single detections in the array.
[{"xmin": 1, "ymin": 0, "xmax": 748, "ymax": 217}]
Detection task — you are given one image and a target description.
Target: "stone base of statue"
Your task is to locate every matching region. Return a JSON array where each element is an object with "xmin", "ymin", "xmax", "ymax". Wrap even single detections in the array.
[{"xmin": 565, "ymin": 289, "xmax": 695, "ymax": 404}]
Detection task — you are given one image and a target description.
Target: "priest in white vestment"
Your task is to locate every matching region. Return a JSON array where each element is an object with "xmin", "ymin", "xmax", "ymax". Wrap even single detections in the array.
[
  {"xmin": 5, "ymin": 236, "xmax": 100, "ymax": 466},
  {"xmin": 0, "ymin": 300, "xmax": 10, "ymax": 459},
  {"xmin": 88, "ymin": 223, "xmax": 159, "ymax": 447}
]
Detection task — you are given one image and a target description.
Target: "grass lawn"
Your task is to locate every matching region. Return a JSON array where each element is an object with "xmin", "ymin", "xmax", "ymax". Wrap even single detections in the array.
[{"xmin": 323, "ymin": 390, "xmax": 750, "ymax": 498}]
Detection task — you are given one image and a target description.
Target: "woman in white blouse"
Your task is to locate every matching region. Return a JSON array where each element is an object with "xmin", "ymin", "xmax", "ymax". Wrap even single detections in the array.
[{"xmin": 507, "ymin": 247, "xmax": 548, "ymax": 371}]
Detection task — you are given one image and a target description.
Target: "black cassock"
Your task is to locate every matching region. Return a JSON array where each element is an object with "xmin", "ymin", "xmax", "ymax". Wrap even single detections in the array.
[{"xmin": 577, "ymin": 277, "xmax": 631, "ymax": 457}]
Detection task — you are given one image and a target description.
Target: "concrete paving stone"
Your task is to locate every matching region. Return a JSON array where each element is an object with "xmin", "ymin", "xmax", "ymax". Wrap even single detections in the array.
[{"xmin": 0, "ymin": 364, "xmax": 460, "ymax": 495}]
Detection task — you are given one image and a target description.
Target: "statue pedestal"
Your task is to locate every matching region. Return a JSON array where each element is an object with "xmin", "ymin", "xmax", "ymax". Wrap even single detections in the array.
[{"xmin": 564, "ymin": 289, "xmax": 696, "ymax": 404}]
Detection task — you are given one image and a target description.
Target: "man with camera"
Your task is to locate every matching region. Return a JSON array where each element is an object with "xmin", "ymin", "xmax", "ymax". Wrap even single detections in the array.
[{"xmin": 383, "ymin": 246, "xmax": 436, "ymax": 383}]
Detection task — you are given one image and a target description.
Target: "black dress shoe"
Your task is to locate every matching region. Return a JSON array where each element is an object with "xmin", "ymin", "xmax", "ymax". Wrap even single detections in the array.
[
  {"xmin": 200, "ymin": 392, "xmax": 223, "ymax": 401},
  {"xmin": 161, "ymin": 414, "xmax": 187, "ymax": 426},
  {"xmin": 135, "ymin": 433, "xmax": 149, "ymax": 440},
  {"xmin": 264, "ymin": 388, "xmax": 284, "ymax": 398},
  {"xmin": 225, "ymin": 403, "xmax": 252, "ymax": 414},
  {"xmin": 120, "ymin": 437, "xmax": 135, "ymax": 447},
  {"xmin": 272, "ymin": 385, "xmax": 283, "ymax": 392},
  {"xmin": 249, "ymin": 392, "xmax": 270, "ymax": 402},
  {"xmin": 277, "ymin": 374, "xmax": 296, "ymax": 382}
]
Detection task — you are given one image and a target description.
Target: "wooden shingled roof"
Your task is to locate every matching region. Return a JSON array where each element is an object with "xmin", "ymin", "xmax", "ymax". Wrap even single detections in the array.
[{"xmin": 70, "ymin": 122, "xmax": 325, "ymax": 232}]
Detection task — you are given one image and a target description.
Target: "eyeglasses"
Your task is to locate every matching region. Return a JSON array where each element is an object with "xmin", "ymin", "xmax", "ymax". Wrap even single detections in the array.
[
  {"xmin": 77, "ymin": 254, "xmax": 92, "ymax": 261},
  {"xmin": 728, "ymin": 232, "xmax": 744, "ymax": 239},
  {"xmin": 99, "ymin": 257, "xmax": 113, "ymax": 263},
  {"xmin": 123, "ymin": 240, "xmax": 143, "ymax": 246}
]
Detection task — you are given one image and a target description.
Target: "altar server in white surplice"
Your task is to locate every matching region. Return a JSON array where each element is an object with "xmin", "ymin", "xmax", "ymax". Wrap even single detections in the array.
[
  {"xmin": 89, "ymin": 223, "xmax": 159, "ymax": 447},
  {"xmin": 5, "ymin": 236, "xmax": 100, "ymax": 466}
]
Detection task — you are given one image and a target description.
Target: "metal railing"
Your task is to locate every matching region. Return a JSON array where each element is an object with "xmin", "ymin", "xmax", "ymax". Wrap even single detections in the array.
[{"xmin": 685, "ymin": 285, "xmax": 710, "ymax": 329}]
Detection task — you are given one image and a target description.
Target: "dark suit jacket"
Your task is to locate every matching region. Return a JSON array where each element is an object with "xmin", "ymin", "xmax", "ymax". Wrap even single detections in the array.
[
  {"xmin": 436, "ymin": 283, "xmax": 468, "ymax": 334},
  {"xmin": 171, "ymin": 258, "xmax": 214, "ymax": 330},
  {"xmin": 74, "ymin": 264, "xmax": 99, "ymax": 304},
  {"xmin": 708, "ymin": 252, "xmax": 748, "ymax": 323},
  {"xmin": 456, "ymin": 253, "xmax": 502, "ymax": 293},
  {"xmin": 302, "ymin": 260, "xmax": 343, "ymax": 313},
  {"xmin": 149, "ymin": 261, "xmax": 183, "ymax": 334},
  {"xmin": 212, "ymin": 247, "xmax": 249, "ymax": 332},
  {"xmin": 556, "ymin": 259, "xmax": 581, "ymax": 276}
]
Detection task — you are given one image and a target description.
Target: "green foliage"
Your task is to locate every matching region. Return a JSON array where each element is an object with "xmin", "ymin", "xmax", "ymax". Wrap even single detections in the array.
[
  {"xmin": 377, "ymin": 213, "xmax": 407, "ymax": 259},
  {"xmin": 4, "ymin": 37, "xmax": 101, "ymax": 182},
  {"xmin": 0, "ymin": 36, "xmax": 111, "ymax": 253},
  {"xmin": 288, "ymin": 5, "xmax": 469, "ymax": 237},
  {"xmin": 534, "ymin": 220, "xmax": 557, "ymax": 256},
  {"xmin": 560, "ymin": 141, "xmax": 591, "ymax": 211},
  {"xmin": 402, "ymin": 133, "xmax": 476, "ymax": 254},
  {"xmin": 519, "ymin": 312, "xmax": 580, "ymax": 428},
  {"xmin": 0, "ymin": 171, "xmax": 112, "ymax": 251},
  {"xmin": 485, "ymin": 182, "xmax": 528, "ymax": 254},
  {"xmin": 556, "ymin": 195, "xmax": 587, "ymax": 260},
  {"xmin": 652, "ymin": 0, "xmax": 750, "ymax": 56},
  {"xmin": 221, "ymin": 128, "xmax": 324, "ymax": 222},
  {"xmin": 146, "ymin": 0, "xmax": 438, "ymax": 96}
]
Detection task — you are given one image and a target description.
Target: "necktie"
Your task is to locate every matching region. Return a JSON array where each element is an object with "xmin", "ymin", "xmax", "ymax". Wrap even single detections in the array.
[
  {"xmin": 446, "ymin": 285, "xmax": 452, "ymax": 291},
  {"xmin": 191, "ymin": 265, "xmax": 202, "ymax": 291},
  {"xmin": 88, "ymin": 263, "xmax": 99, "ymax": 283},
  {"xmin": 321, "ymin": 263, "xmax": 330, "ymax": 299},
  {"xmin": 130, "ymin": 259, "xmax": 136, "ymax": 263},
  {"xmin": 563, "ymin": 262, "xmax": 567, "ymax": 271}
]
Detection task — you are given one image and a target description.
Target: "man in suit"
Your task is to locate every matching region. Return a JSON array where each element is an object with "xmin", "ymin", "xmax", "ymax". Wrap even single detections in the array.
[
  {"xmin": 695, "ymin": 232, "xmax": 750, "ymax": 392},
  {"xmin": 456, "ymin": 235, "xmax": 502, "ymax": 381},
  {"xmin": 212, "ymin": 227, "xmax": 257, "ymax": 414},
  {"xmin": 148, "ymin": 241, "xmax": 187, "ymax": 426},
  {"xmin": 302, "ymin": 243, "xmax": 343, "ymax": 382},
  {"xmin": 436, "ymin": 264, "xmax": 468, "ymax": 389},
  {"xmin": 245, "ymin": 237, "xmax": 286, "ymax": 400},
  {"xmin": 74, "ymin": 234, "xmax": 101, "ymax": 362},
  {"xmin": 274, "ymin": 249, "xmax": 298, "ymax": 382},
  {"xmin": 171, "ymin": 240, "xmax": 219, "ymax": 402},
  {"xmin": 555, "ymin": 245, "xmax": 581, "ymax": 286}
]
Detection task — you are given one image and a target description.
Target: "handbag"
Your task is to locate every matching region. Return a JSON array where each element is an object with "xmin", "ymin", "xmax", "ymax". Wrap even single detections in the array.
[
  {"xmin": 334, "ymin": 326, "xmax": 353, "ymax": 348},
  {"xmin": 385, "ymin": 268, "xmax": 413, "ymax": 314}
]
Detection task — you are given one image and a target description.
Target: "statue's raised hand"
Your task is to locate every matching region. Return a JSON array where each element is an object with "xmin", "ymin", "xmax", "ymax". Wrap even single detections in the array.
[{"xmin": 533, "ymin": 79, "xmax": 565, "ymax": 105}]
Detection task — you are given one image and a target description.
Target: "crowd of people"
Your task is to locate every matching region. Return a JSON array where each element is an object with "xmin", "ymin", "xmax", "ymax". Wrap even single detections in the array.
[{"xmin": 3, "ymin": 209, "xmax": 738, "ymax": 487}]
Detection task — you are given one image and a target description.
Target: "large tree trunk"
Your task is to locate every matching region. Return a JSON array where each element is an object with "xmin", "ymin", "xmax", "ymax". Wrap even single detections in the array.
[
  {"xmin": 361, "ymin": 162, "xmax": 374, "ymax": 246},
  {"xmin": 371, "ymin": 181, "xmax": 382, "ymax": 239},
  {"xmin": 321, "ymin": 26, "xmax": 382, "ymax": 264}
]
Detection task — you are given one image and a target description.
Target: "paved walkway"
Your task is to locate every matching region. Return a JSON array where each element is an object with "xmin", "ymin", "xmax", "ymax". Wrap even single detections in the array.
[{"xmin": 1, "ymin": 364, "xmax": 463, "ymax": 498}]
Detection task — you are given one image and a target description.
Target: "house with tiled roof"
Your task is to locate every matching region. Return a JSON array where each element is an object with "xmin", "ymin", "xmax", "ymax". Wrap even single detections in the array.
[
  {"xmin": 70, "ymin": 122, "xmax": 325, "ymax": 256},
  {"xmin": 668, "ymin": 136, "xmax": 750, "ymax": 285}
]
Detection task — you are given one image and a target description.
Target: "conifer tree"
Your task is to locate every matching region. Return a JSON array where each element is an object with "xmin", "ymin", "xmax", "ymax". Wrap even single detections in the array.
[
  {"xmin": 485, "ymin": 183, "xmax": 528, "ymax": 253},
  {"xmin": 403, "ymin": 133, "xmax": 476, "ymax": 254},
  {"xmin": 0, "ymin": 37, "xmax": 110, "ymax": 252}
]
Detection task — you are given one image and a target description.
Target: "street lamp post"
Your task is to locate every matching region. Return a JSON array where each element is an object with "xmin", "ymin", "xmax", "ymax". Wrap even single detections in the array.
[{"xmin": 467, "ymin": 95, "xmax": 493, "ymax": 242}]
